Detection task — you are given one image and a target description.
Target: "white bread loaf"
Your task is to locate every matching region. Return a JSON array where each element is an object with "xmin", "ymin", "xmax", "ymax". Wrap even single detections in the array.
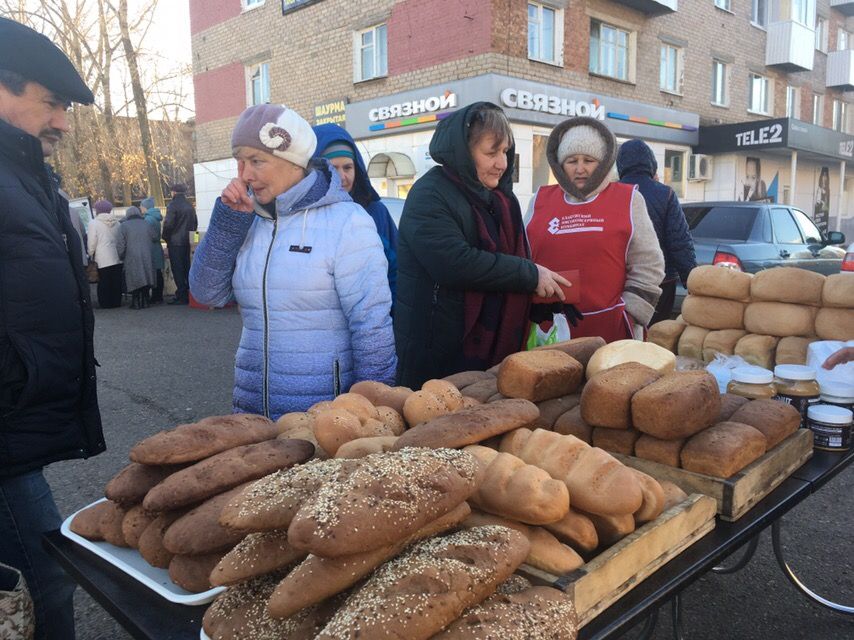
[
  {"xmin": 744, "ymin": 302, "xmax": 816, "ymax": 337},
  {"xmin": 734, "ymin": 334, "xmax": 780, "ymax": 370},
  {"xmin": 815, "ymin": 308, "xmax": 854, "ymax": 340},
  {"xmin": 585, "ymin": 339, "xmax": 676, "ymax": 378},
  {"xmin": 334, "ymin": 436, "xmax": 398, "ymax": 458},
  {"xmin": 822, "ymin": 273, "xmax": 854, "ymax": 308},
  {"xmin": 542, "ymin": 508, "xmax": 598, "ymax": 553},
  {"xmin": 702, "ymin": 329, "xmax": 748, "ymax": 363},
  {"xmin": 750, "ymin": 267, "xmax": 824, "ymax": 306},
  {"xmin": 775, "ymin": 336, "xmax": 817, "ymax": 365},
  {"xmin": 648, "ymin": 319, "xmax": 687, "ymax": 353},
  {"xmin": 677, "ymin": 325, "xmax": 711, "ymax": 360},
  {"xmin": 686, "ymin": 265, "xmax": 752, "ymax": 301},
  {"xmin": 681, "ymin": 295, "xmax": 745, "ymax": 330}
]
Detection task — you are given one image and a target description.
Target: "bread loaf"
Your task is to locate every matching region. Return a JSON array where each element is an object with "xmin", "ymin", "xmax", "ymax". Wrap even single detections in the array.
[
  {"xmin": 500, "ymin": 428, "xmax": 643, "ymax": 516},
  {"xmin": 591, "ymin": 427, "xmax": 640, "ymax": 456},
  {"xmin": 313, "ymin": 407, "xmax": 395, "ymax": 456},
  {"xmin": 775, "ymin": 337, "xmax": 818, "ymax": 365},
  {"xmin": 815, "ymin": 308, "xmax": 854, "ymax": 341},
  {"xmin": 210, "ymin": 529, "xmax": 306, "ymax": 587},
  {"xmin": 392, "ymin": 399, "xmax": 540, "ymax": 451},
  {"xmin": 586, "ymin": 339, "xmax": 676, "ymax": 378},
  {"xmin": 143, "ymin": 438, "xmax": 314, "ymax": 512},
  {"xmin": 534, "ymin": 336, "xmax": 606, "ymax": 368},
  {"xmin": 687, "ymin": 265, "xmax": 752, "ymax": 301},
  {"xmin": 577, "ymin": 509, "xmax": 635, "ymax": 547},
  {"xmin": 168, "ymin": 551, "xmax": 225, "ymax": 593},
  {"xmin": 69, "ymin": 501, "xmax": 113, "ymax": 541},
  {"xmin": 729, "ymin": 399, "xmax": 801, "ymax": 449},
  {"xmin": 751, "ymin": 267, "xmax": 825, "ymax": 305},
  {"xmin": 314, "ymin": 526, "xmax": 530, "ymax": 640},
  {"xmin": 105, "ymin": 463, "xmax": 183, "ymax": 505},
  {"xmin": 99, "ymin": 501, "xmax": 129, "ymax": 547},
  {"xmin": 634, "ymin": 434, "xmax": 684, "ymax": 467},
  {"xmin": 403, "ymin": 379, "xmax": 463, "ymax": 426},
  {"xmin": 543, "ymin": 509, "xmax": 598, "ymax": 553},
  {"xmin": 531, "ymin": 394, "xmax": 581, "ymax": 430},
  {"xmin": 276, "ymin": 415, "xmax": 327, "ymax": 458},
  {"xmin": 630, "ymin": 469, "xmax": 665, "ymax": 524},
  {"xmin": 288, "ymin": 448, "xmax": 479, "ymax": 557},
  {"xmin": 129, "ymin": 414, "xmax": 277, "ymax": 465},
  {"xmin": 648, "ymin": 320, "xmax": 687, "ymax": 353},
  {"xmin": 702, "ymin": 329, "xmax": 748, "ymax": 362},
  {"xmin": 631, "ymin": 371, "xmax": 721, "ymax": 440},
  {"xmin": 307, "ymin": 400, "xmax": 335, "ymax": 414},
  {"xmin": 734, "ymin": 334, "xmax": 780, "ymax": 369},
  {"xmin": 442, "ymin": 370, "xmax": 495, "ymax": 389},
  {"xmin": 268, "ymin": 503, "xmax": 470, "ymax": 619},
  {"xmin": 497, "ymin": 350, "xmax": 584, "ymax": 402},
  {"xmin": 121, "ymin": 504, "xmax": 156, "ymax": 549},
  {"xmin": 822, "ymin": 273, "xmax": 854, "ymax": 308},
  {"xmin": 334, "ymin": 436, "xmax": 398, "ymax": 458},
  {"xmin": 681, "ymin": 422, "xmax": 767, "ymax": 478},
  {"xmin": 677, "ymin": 325, "xmax": 710, "ymax": 360},
  {"xmin": 660, "ymin": 481, "xmax": 688, "ymax": 511},
  {"xmin": 460, "ymin": 378, "xmax": 500, "ymax": 403},
  {"xmin": 138, "ymin": 512, "xmax": 183, "ymax": 569},
  {"xmin": 487, "ymin": 391, "xmax": 508, "ymax": 403},
  {"xmin": 464, "ymin": 445, "xmax": 570, "ymax": 524},
  {"xmin": 375, "ymin": 406, "xmax": 405, "ymax": 435},
  {"xmin": 162, "ymin": 484, "xmax": 252, "ymax": 555},
  {"xmin": 717, "ymin": 393, "xmax": 750, "ymax": 422},
  {"xmin": 744, "ymin": 302, "xmax": 816, "ymax": 337},
  {"xmin": 682, "ymin": 295, "xmax": 745, "ymax": 330},
  {"xmin": 553, "ymin": 405, "xmax": 592, "ymax": 443},
  {"xmin": 580, "ymin": 362, "xmax": 662, "ymax": 429},
  {"xmin": 348, "ymin": 381, "xmax": 413, "ymax": 414}
]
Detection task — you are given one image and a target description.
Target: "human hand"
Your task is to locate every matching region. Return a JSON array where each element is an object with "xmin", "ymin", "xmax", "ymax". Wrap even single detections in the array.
[
  {"xmin": 221, "ymin": 178, "xmax": 254, "ymax": 213},
  {"xmin": 535, "ymin": 264, "xmax": 571, "ymax": 301},
  {"xmin": 822, "ymin": 346, "xmax": 854, "ymax": 370}
]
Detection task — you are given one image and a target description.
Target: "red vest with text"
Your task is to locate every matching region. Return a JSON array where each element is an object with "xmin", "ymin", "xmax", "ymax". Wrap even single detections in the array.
[{"xmin": 527, "ymin": 182, "xmax": 636, "ymax": 343}]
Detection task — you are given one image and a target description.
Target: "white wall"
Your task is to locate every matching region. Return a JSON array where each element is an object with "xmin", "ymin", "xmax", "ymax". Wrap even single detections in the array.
[{"xmin": 193, "ymin": 158, "xmax": 237, "ymax": 230}]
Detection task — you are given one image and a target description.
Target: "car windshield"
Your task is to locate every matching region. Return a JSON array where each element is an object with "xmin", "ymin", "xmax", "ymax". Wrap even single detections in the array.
[{"xmin": 683, "ymin": 206, "xmax": 758, "ymax": 241}]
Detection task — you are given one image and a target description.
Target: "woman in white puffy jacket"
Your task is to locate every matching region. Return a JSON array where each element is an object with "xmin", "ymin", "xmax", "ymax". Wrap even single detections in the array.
[
  {"xmin": 87, "ymin": 199, "xmax": 123, "ymax": 308},
  {"xmin": 190, "ymin": 104, "xmax": 396, "ymax": 419}
]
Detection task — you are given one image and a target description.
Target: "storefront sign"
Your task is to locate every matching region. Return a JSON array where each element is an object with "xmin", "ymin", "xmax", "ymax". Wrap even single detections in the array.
[
  {"xmin": 368, "ymin": 91, "xmax": 458, "ymax": 122},
  {"xmin": 314, "ymin": 99, "xmax": 347, "ymax": 127},
  {"xmin": 282, "ymin": 0, "xmax": 320, "ymax": 14},
  {"xmin": 499, "ymin": 88, "xmax": 605, "ymax": 120}
]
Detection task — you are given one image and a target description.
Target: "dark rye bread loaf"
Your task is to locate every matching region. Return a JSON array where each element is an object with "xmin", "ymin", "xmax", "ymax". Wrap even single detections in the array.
[
  {"xmin": 99, "ymin": 501, "xmax": 130, "ymax": 547},
  {"xmin": 497, "ymin": 350, "xmax": 584, "ymax": 402},
  {"xmin": 104, "ymin": 462, "xmax": 184, "ymax": 505},
  {"xmin": 143, "ymin": 438, "xmax": 314, "ymax": 512},
  {"xmin": 681, "ymin": 422, "xmax": 767, "ymax": 478},
  {"xmin": 459, "ymin": 377, "xmax": 500, "ymax": 404},
  {"xmin": 163, "ymin": 484, "xmax": 251, "ymax": 555},
  {"xmin": 138, "ymin": 511, "xmax": 184, "ymax": 569},
  {"xmin": 435, "ymin": 586, "xmax": 578, "ymax": 640},
  {"xmin": 168, "ymin": 551, "xmax": 226, "ymax": 593},
  {"xmin": 392, "ymin": 399, "xmax": 539, "ymax": 450},
  {"xmin": 634, "ymin": 434, "xmax": 685, "ymax": 467},
  {"xmin": 531, "ymin": 394, "xmax": 582, "ymax": 430},
  {"xmin": 553, "ymin": 405, "xmax": 593, "ymax": 443},
  {"xmin": 442, "ymin": 370, "xmax": 496, "ymax": 389},
  {"xmin": 728, "ymin": 399, "xmax": 801, "ymax": 449},
  {"xmin": 631, "ymin": 371, "xmax": 721, "ymax": 440},
  {"xmin": 534, "ymin": 335, "xmax": 606, "ymax": 369},
  {"xmin": 121, "ymin": 504, "xmax": 157, "ymax": 549},
  {"xmin": 580, "ymin": 363, "xmax": 662, "ymax": 429},
  {"xmin": 314, "ymin": 526, "xmax": 530, "ymax": 640},
  {"xmin": 287, "ymin": 448, "xmax": 479, "ymax": 557},
  {"xmin": 210, "ymin": 529, "xmax": 307, "ymax": 587},
  {"xmin": 717, "ymin": 393, "xmax": 750, "ymax": 423},
  {"xmin": 69, "ymin": 500, "xmax": 113, "ymax": 541},
  {"xmin": 130, "ymin": 414, "xmax": 277, "ymax": 465}
]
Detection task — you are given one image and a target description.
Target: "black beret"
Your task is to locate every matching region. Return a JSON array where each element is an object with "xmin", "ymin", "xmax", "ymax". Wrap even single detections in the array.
[{"xmin": 0, "ymin": 17, "xmax": 94, "ymax": 105}]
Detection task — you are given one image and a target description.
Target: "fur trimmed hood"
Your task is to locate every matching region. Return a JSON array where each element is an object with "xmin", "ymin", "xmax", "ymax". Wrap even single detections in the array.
[{"xmin": 546, "ymin": 116, "xmax": 617, "ymax": 200}]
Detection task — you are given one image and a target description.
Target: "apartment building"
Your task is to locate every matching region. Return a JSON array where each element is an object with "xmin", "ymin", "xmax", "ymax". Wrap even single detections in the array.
[{"xmin": 190, "ymin": 0, "xmax": 854, "ymax": 237}]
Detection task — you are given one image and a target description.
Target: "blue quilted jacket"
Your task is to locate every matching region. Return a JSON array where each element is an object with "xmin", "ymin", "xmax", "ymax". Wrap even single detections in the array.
[
  {"xmin": 617, "ymin": 140, "xmax": 697, "ymax": 286},
  {"xmin": 189, "ymin": 161, "xmax": 396, "ymax": 419}
]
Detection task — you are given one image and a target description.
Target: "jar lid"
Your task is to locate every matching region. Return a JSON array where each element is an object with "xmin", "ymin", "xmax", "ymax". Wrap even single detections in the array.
[
  {"xmin": 808, "ymin": 404, "xmax": 854, "ymax": 425},
  {"xmin": 774, "ymin": 364, "xmax": 817, "ymax": 381},
  {"xmin": 820, "ymin": 380, "xmax": 854, "ymax": 401},
  {"xmin": 731, "ymin": 366, "xmax": 774, "ymax": 384}
]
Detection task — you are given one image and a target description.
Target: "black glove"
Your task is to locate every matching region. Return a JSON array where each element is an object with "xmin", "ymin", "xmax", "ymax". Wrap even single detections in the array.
[{"xmin": 529, "ymin": 302, "xmax": 584, "ymax": 327}]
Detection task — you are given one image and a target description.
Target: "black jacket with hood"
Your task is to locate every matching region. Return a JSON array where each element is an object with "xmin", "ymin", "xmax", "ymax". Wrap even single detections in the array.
[{"xmin": 393, "ymin": 102, "xmax": 538, "ymax": 388}]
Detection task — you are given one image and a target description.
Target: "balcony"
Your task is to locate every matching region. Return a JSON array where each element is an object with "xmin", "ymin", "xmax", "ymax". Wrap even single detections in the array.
[
  {"xmin": 827, "ymin": 49, "xmax": 854, "ymax": 90},
  {"xmin": 830, "ymin": 1, "xmax": 854, "ymax": 17},
  {"xmin": 610, "ymin": 0, "xmax": 676, "ymax": 14},
  {"xmin": 765, "ymin": 20, "xmax": 815, "ymax": 71}
]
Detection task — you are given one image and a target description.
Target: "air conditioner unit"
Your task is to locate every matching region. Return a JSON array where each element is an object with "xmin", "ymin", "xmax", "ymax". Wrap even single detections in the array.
[{"xmin": 688, "ymin": 154, "xmax": 713, "ymax": 181}]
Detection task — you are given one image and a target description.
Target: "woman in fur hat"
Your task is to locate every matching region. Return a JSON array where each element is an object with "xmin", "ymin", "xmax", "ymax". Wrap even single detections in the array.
[{"xmin": 526, "ymin": 117, "xmax": 664, "ymax": 343}]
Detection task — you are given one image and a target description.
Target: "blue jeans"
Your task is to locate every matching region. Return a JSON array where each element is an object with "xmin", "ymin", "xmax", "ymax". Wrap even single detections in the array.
[{"xmin": 0, "ymin": 470, "xmax": 76, "ymax": 640}]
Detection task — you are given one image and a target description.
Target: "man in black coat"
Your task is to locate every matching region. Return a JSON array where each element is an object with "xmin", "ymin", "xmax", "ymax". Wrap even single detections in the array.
[
  {"xmin": 162, "ymin": 183, "xmax": 198, "ymax": 304},
  {"xmin": 0, "ymin": 17, "xmax": 105, "ymax": 640},
  {"xmin": 617, "ymin": 139, "xmax": 697, "ymax": 324}
]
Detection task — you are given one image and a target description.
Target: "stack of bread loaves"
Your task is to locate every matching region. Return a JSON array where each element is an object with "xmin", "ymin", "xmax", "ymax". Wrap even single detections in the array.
[{"xmin": 651, "ymin": 267, "xmax": 854, "ymax": 369}]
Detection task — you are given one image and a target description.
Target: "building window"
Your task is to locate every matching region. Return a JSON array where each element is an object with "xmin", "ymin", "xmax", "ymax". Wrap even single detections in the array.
[
  {"xmin": 791, "ymin": 0, "xmax": 813, "ymax": 26},
  {"xmin": 664, "ymin": 150, "xmax": 684, "ymax": 198},
  {"xmin": 748, "ymin": 73, "xmax": 770, "ymax": 115},
  {"xmin": 711, "ymin": 59, "xmax": 728, "ymax": 106},
  {"xmin": 590, "ymin": 20, "xmax": 630, "ymax": 81},
  {"xmin": 242, "ymin": 0, "xmax": 264, "ymax": 8},
  {"xmin": 714, "ymin": 0, "xmax": 731, "ymax": 11},
  {"xmin": 247, "ymin": 62, "xmax": 270, "ymax": 106},
  {"xmin": 816, "ymin": 16, "xmax": 828, "ymax": 52},
  {"xmin": 833, "ymin": 100, "xmax": 848, "ymax": 132},
  {"xmin": 786, "ymin": 86, "xmax": 800, "ymax": 119},
  {"xmin": 838, "ymin": 28, "xmax": 850, "ymax": 51},
  {"xmin": 813, "ymin": 93, "xmax": 824, "ymax": 126},
  {"xmin": 355, "ymin": 24, "xmax": 387, "ymax": 82},
  {"xmin": 660, "ymin": 44, "xmax": 682, "ymax": 94},
  {"xmin": 528, "ymin": 3, "xmax": 562, "ymax": 65},
  {"xmin": 751, "ymin": 0, "xmax": 767, "ymax": 27}
]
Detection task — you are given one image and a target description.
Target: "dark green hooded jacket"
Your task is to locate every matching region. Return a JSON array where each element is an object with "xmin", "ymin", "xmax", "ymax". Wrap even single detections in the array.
[{"xmin": 393, "ymin": 102, "xmax": 539, "ymax": 388}]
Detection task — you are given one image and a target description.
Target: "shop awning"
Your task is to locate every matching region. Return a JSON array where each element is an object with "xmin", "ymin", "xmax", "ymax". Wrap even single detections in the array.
[{"xmin": 367, "ymin": 152, "xmax": 416, "ymax": 178}]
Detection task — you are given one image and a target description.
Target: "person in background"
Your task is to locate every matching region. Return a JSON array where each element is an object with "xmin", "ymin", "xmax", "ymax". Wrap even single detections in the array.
[
  {"xmin": 0, "ymin": 17, "xmax": 105, "ymax": 640},
  {"xmin": 394, "ymin": 102, "xmax": 570, "ymax": 388},
  {"xmin": 117, "ymin": 205, "xmax": 158, "ymax": 309},
  {"xmin": 87, "ymin": 198, "xmax": 123, "ymax": 308},
  {"xmin": 617, "ymin": 139, "xmax": 696, "ymax": 325},
  {"xmin": 526, "ymin": 117, "xmax": 664, "ymax": 343},
  {"xmin": 312, "ymin": 123, "xmax": 398, "ymax": 307},
  {"xmin": 140, "ymin": 196, "xmax": 165, "ymax": 303},
  {"xmin": 190, "ymin": 104, "xmax": 395, "ymax": 419},
  {"xmin": 162, "ymin": 182, "xmax": 197, "ymax": 305}
]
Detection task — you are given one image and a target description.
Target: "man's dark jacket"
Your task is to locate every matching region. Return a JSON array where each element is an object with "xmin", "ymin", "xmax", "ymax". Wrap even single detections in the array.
[
  {"xmin": 394, "ymin": 102, "xmax": 538, "ymax": 388},
  {"xmin": 162, "ymin": 193, "xmax": 197, "ymax": 246},
  {"xmin": 616, "ymin": 140, "xmax": 696, "ymax": 286},
  {"xmin": 0, "ymin": 119, "xmax": 105, "ymax": 477}
]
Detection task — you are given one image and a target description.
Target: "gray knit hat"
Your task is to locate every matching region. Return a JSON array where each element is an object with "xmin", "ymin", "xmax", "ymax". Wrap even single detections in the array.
[
  {"xmin": 557, "ymin": 125, "xmax": 606, "ymax": 164},
  {"xmin": 231, "ymin": 104, "xmax": 317, "ymax": 168}
]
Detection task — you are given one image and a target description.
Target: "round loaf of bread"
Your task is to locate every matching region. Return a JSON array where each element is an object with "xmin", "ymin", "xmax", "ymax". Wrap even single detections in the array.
[
  {"xmin": 648, "ymin": 319, "xmax": 687, "ymax": 353},
  {"xmin": 586, "ymin": 339, "xmax": 676, "ymax": 379},
  {"xmin": 275, "ymin": 412, "xmax": 316, "ymax": 434},
  {"xmin": 815, "ymin": 307, "xmax": 854, "ymax": 340},
  {"xmin": 375, "ymin": 406, "xmax": 405, "ymax": 434},
  {"xmin": 348, "ymin": 380, "xmax": 389, "ymax": 405},
  {"xmin": 307, "ymin": 400, "xmax": 335, "ymax": 414},
  {"xmin": 677, "ymin": 325, "xmax": 710, "ymax": 360},
  {"xmin": 744, "ymin": 302, "xmax": 815, "ymax": 337},
  {"xmin": 631, "ymin": 371, "xmax": 721, "ymax": 440},
  {"xmin": 822, "ymin": 273, "xmax": 854, "ymax": 308},
  {"xmin": 422, "ymin": 379, "xmax": 464, "ymax": 411},
  {"xmin": 734, "ymin": 334, "xmax": 779, "ymax": 370},
  {"xmin": 403, "ymin": 389, "xmax": 451, "ymax": 426},
  {"xmin": 681, "ymin": 295, "xmax": 745, "ymax": 330},
  {"xmin": 687, "ymin": 265, "xmax": 752, "ymax": 301},
  {"xmin": 331, "ymin": 393, "xmax": 379, "ymax": 422},
  {"xmin": 751, "ymin": 267, "xmax": 825, "ymax": 305}
]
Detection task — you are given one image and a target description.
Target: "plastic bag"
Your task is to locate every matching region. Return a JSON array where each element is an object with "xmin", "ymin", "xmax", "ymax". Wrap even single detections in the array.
[
  {"xmin": 705, "ymin": 354, "xmax": 752, "ymax": 393},
  {"xmin": 526, "ymin": 314, "xmax": 571, "ymax": 350},
  {"xmin": 807, "ymin": 340, "xmax": 854, "ymax": 388}
]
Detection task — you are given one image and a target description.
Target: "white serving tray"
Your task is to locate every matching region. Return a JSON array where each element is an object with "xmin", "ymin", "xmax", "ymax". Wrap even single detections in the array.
[{"xmin": 61, "ymin": 498, "xmax": 225, "ymax": 605}]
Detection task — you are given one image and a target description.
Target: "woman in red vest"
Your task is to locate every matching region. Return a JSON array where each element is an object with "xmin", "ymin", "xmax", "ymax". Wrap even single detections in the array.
[{"xmin": 526, "ymin": 117, "xmax": 664, "ymax": 343}]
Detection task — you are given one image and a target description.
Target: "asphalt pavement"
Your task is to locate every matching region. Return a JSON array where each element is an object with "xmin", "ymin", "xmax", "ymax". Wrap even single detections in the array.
[{"xmin": 46, "ymin": 302, "xmax": 853, "ymax": 640}]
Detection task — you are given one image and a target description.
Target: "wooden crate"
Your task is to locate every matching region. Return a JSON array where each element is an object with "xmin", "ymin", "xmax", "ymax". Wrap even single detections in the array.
[
  {"xmin": 518, "ymin": 493, "xmax": 716, "ymax": 628},
  {"xmin": 615, "ymin": 428, "xmax": 813, "ymax": 522}
]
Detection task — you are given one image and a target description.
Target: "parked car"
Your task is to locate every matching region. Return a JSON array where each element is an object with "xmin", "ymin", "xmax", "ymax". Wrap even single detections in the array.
[
  {"xmin": 844, "ymin": 241, "xmax": 854, "ymax": 272},
  {"xmin": 674, "ymin": 201, "xmax": 847, "ymax": 311},
  {"xmin": 381, "ymin": 197, "xmax": 406, "ymax": 228}
]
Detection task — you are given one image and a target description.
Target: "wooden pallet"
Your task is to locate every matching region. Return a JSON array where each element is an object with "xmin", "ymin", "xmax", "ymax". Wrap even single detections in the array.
[
  {"xmin": 518, "ymin": 493, "xmax": 716, "ymax": 628},
  {"xmin": 615, "ymin": 428, "xmax": 813, "ymax": 522}
]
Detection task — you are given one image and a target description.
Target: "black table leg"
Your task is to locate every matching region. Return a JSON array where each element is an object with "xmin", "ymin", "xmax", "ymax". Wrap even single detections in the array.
[{"xmin": 710, "ymin": 534, "xmax": 761, "ymax": 574}]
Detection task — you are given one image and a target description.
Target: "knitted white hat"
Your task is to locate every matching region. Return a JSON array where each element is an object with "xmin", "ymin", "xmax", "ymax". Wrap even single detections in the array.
[
  {"xmin": 557, "ymin": 125, "xmax": 606, "ymax": 163},
  {"xmin": 231, "ymin": 104, "xmax": 317, "ymax": 168}
]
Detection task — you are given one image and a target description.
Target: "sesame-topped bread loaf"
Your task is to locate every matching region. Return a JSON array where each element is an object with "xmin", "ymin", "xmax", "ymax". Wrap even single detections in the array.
[
  {"xmin": 287, "ymin": 448, "xmax": 479, "ymax": 557},
  {"xmin": 210, "ymin": 529, "xmax": 306, "ymax": 587},
  {"xmin": 130, "ymin": 414, "xmax": 278, "ymax": 465},
  {"xmin": 314, "ymin": 526, "xmax": 530, "ymax": 640}
]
